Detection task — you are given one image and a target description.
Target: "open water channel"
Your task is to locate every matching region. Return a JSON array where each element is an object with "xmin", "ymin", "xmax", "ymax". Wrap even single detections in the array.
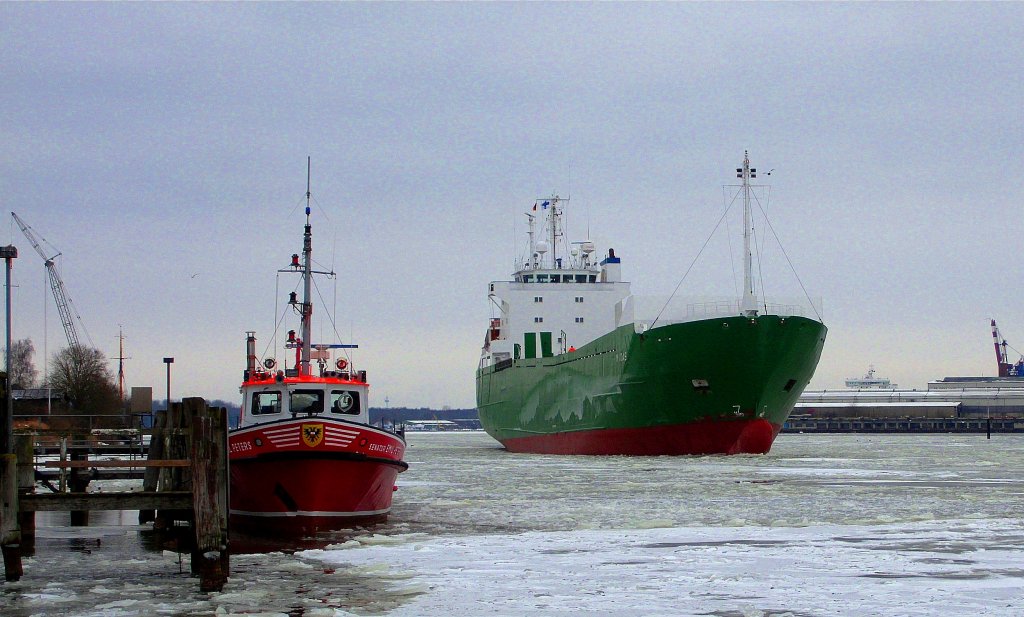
[{"xmin": 1, "ymin": 432, "xmax": 1022, "ymax": 616}]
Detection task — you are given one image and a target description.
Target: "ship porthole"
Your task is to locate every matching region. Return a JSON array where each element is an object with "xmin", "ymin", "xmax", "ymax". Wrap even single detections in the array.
[
  {"xmin": 359, "ymin": 438, "xmax": 368, "ymax": 447},
  {"xmin": 722, "ymin": 323, "xmax": 729, "ymax": 328},
  {"xmin": 254, "ymin": 438, "xmax": 263, "ymax": 447}
]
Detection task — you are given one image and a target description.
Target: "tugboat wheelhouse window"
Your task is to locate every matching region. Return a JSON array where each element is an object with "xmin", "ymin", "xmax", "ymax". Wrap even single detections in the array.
[
  {"xmin": 330, "ymin": 390, "xmax": 361, "ymax": 415},
  {"xmin": 290, "ymin": 389, "xmax": 324, "ymax": 415},
  {"xmin": 252, "ymin": 391, "xmax": 283, "ymax": 415}
]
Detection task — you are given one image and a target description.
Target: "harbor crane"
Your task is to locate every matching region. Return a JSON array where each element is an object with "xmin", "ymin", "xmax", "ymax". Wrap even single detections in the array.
[
  {"xmin": 11, "ymin": 212, "xmax": 88, "ymax": 349},
  {"xmin": 990, "ymin": 319, "xmax": 1024, "ymax": 377}
]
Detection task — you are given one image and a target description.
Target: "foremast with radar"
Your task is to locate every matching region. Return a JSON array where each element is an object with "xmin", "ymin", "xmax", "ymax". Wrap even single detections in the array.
[{"xmin": 476, "ymin": 154, "xmax": 828, "ymax": 455}]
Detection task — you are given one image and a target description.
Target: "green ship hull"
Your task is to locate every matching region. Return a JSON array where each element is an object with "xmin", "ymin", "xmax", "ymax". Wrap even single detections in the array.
[{"xmin": 476, "ymin": 314, "xmax": 827, "ymax": 455}]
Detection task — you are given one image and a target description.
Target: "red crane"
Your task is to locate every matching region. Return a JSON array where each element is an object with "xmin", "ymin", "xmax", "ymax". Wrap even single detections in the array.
[{"xmin": 991, "ymin": 319, "xmax": 1024, "ymax": 377}]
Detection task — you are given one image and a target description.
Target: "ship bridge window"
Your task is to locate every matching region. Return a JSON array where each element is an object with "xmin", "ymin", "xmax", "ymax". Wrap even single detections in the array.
[
  {"xmin": 575, "ymin": 275, "xmax": 587, "ymax": 283},
  {"xmin": 589, "ymin": 275, "xmax": 597, "ymax": 282},
  {"xmin": 290, "ymin": 389, "xmax": 325, "ymax": 416},
  {"xmin": 536, "ymin": 274, "xmax": 549, "ymax": 283},
  {"xmin": 252, "ymin": 391, "xmax": 283, "ymax": 416},
  {"xmin": 330, "ymin": 389, "xmax": 361, "ymax": 415},
  {"xmin": 522, "ymin": 274, "xmax": 534, "ymax": 282},
  {"xmin": 549, "ymin": 275, "xmax": 561, "ymax": 283}
]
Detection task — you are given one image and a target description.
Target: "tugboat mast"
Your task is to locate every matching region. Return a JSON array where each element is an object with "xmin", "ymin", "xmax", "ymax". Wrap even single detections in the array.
[
  {"xmin": 300, "ymin": 156, "xmax": 314, "ymax": 375},
  {"xmin": 738, "ymin": 152, "xmax": 758, "ymax": 317}
]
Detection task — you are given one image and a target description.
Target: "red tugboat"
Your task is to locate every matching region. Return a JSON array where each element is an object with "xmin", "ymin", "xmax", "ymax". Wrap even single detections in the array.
[{"xmin": 229, "ymin": 164, "xmax": 407, "ymax": 534}]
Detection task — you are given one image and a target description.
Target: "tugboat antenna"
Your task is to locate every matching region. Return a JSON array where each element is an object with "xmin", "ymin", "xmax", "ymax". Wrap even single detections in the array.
[{"xmin": 301, "ymin": 156, "xmax": 314, "ymax": 375}]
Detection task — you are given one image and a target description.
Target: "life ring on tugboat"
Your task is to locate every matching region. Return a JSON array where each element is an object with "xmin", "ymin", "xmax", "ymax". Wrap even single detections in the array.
[{"xmin": 336, "ymin": 358, "xmax": 348, "ymax": 370}]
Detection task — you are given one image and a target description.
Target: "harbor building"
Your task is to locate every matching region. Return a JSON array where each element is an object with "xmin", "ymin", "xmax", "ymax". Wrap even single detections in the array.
[{"xmin": 789, "ymin": 376, "xmax": 1024, "ymax": 433}]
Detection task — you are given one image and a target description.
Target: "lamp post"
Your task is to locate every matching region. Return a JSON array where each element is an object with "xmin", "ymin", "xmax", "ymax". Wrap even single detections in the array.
[
  {"xmin": 1, "ymin": 245, "xmax": 17, "ymax": 454},
  {"xmin": 163, "ymin": 357, "xmax": 174, "ymax": 414}
]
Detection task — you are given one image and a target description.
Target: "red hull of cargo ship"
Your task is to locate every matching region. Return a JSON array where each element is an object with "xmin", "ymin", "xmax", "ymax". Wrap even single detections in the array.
[{"xmin": 499, "ymin": 418, "xmax": 780, "ymax": 455}]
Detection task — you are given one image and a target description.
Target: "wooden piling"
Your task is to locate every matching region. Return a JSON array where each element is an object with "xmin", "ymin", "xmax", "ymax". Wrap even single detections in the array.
[
  {"xmin": 15, "ymin": 435, "xmax": 34, "ymax": 550},
  {"xmin": 68, "ymin": 446, "xmax": 89, "ymax": 526},
  {"xmin": 139, "ymin": 410, "xmax": 166, "ymax": 524},
  {"xmin": 155, "ymin": 403, "xmax": 192, "ymax": 529},
  {"xmin": 0, "ymin": 453, "xmax": 22, "ymax": 581},
  {"xmin": 186, "ymin": 398, "xmax": 230, "ymax": 592},
  {"xmin": 58, "ymin": 436, "xmax": 68, "ymax": 493}
]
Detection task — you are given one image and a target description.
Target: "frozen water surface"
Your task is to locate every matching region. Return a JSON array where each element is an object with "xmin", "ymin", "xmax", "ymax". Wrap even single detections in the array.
[{"xmin": 1, "ymin": 433, "xmax": 1022, "ymax": 616}]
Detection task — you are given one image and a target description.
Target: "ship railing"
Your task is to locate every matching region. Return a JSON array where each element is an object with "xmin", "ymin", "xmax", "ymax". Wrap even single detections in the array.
[{"xmin": 631, "ymin": 295, "xmax": 823, "ymax": 330}]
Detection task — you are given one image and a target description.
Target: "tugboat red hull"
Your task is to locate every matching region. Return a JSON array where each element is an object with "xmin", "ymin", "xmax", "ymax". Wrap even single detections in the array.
[{"xmin": 229, "ymin": 418, "xmax": 406, "ymax": 534}]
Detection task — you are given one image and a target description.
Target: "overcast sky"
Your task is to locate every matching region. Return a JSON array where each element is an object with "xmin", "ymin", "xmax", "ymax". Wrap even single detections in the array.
[{"xmin": 2, "ymin": 3, "xmax": 1022, "ymax": 408}]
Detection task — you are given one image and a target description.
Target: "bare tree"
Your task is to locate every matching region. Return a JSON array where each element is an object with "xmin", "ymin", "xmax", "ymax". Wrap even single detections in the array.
[
  {"xmin": 48, "ymin": 344, "xmax": 120, "ymax": 417},
  {"xmin": 8, "ymin": 338, "xmax": 38, "ymax": 389}
]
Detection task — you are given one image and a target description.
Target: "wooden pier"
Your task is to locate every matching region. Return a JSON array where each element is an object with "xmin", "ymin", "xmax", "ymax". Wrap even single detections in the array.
[{"xmin": 0, "ymin": 397, "xmax": 230, "ymax": 591}]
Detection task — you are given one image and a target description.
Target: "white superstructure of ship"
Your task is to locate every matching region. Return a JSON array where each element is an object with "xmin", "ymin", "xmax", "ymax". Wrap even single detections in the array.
[{"xmin": 844, "ymin": 366, "xmax": 897, "ymax": 390}]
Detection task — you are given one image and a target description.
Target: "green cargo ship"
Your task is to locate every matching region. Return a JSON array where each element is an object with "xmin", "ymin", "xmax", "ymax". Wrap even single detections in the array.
[{"xmin": 476, "ymin": 154, "xmax": 827, "ymax": 455}]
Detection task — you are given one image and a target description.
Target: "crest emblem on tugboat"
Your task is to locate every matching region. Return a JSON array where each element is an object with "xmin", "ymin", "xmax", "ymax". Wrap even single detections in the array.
[
  {"xmin": 301, "ymin": 423, "xmax": 325, "ymax": 448},
  {"xmin": 335, "ymin": 392, "xmax": 354, "ymax": 413}
]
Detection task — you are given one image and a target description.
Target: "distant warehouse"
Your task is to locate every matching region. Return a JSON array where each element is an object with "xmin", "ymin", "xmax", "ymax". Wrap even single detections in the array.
[{"xmin": 789, "ymin": 376, "xmax": 1024, "ymax": 433}]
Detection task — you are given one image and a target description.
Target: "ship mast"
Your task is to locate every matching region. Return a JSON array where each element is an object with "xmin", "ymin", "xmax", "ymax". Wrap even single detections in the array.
[
  {"xmin": 277, "ymin": 158, "xmax": 346, "ymax": 377},
  {"xmin": 537, "ymin": 195, "xmax": 565, "ymax": 270},
  {"xmin": 300, "ymin": 157, "xmax": 313, "ymax": 375},
  {"xmin": 549, "ymin": 197, "xmax": 559, "ymax": 269},
  {"xmin": 738, "ymin": 152, "xmax": 758, "ymax": 316},
  {"xmin": 526, "ymin": 212, "xmax": 537, "ymax": 269},
  {"xmin": 116, "ymin": 326, "xmax": 129, "ymax": 401}
]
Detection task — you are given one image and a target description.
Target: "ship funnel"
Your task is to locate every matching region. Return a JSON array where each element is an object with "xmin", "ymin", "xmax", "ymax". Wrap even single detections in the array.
[
  {"xmin": 246, "ymin": 331, "xmax": 257, "ymax": 374},
  {"xmin": 600, "ymin": 248, "xmax": 621, "ymax": 282}
]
